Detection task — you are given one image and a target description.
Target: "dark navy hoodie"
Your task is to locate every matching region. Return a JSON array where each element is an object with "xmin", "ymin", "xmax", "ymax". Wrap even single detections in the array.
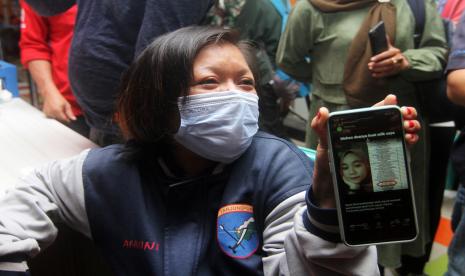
[{"xmin": 25, "ymin": 0, "xmax": 213, "ymax": 133}]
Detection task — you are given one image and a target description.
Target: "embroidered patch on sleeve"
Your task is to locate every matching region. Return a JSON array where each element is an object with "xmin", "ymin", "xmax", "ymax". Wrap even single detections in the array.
[{"xmin": 217, "ymin": 204, "xmax": 259, "ymax": 259}]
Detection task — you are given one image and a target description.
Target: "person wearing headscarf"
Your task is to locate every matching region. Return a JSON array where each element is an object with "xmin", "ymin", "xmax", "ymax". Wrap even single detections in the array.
[{"xmin": 276, "ymin": 0, "xmax": 448, "ymax": 274}]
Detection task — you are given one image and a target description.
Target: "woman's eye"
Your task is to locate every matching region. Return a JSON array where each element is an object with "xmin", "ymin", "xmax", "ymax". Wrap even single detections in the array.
[
  {"xmin": 240, "ymin": 78, "xmax": 255, "ymax": 86},
  {"xmin": 197, "ymin": 78, "xmax": 218, "ymax": 85}
]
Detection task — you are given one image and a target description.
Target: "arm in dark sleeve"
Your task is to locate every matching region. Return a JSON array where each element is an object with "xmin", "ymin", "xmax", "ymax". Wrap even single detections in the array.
[
  {"xmin": 447, "ymin": 12, "xmax": 465, "ymax": 72},
  {"xmin": 447, "ymin": 12, "xmax": 465, "ymax": 105}
]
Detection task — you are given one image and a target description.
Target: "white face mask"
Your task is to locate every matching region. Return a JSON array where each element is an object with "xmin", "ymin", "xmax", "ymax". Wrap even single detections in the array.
[{"xmin": 174, "ymin": 90, "xmax": 259, "ymax": 163}]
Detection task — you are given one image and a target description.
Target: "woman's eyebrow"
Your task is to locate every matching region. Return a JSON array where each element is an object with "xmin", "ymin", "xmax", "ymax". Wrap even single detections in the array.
[{"xmin": 198, "ymin": 65, "xmax": 252, "ymax": 75}]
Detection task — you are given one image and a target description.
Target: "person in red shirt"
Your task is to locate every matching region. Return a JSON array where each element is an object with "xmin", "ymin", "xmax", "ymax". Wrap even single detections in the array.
[
  {"xmin": 19, "ymin": 1, "xmax": 89, "ymax": 137},
  {"xmin": 441, "ymin": 0, "xmax": 465, "ymax": 25}
]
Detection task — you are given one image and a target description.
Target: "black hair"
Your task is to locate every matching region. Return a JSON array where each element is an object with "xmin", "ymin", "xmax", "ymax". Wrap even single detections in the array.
[{"xmin": 116, "ymin": 26, "xmax": 260, "ymax": 158}]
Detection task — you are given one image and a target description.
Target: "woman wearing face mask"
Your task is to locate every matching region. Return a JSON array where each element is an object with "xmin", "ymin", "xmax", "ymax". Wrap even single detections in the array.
[
  {"xmin": 0, "ymin": 27, "xmax": 421, "ymax": 275},
  {"xmin": 339, "ymin": 149, "xmax": 373, "ymax": 194}
]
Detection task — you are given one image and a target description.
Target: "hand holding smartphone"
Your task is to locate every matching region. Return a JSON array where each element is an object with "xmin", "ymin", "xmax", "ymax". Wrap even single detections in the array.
[
  {"xmin": 327, "ymin": 106, "xmax": 418, "ymax": 246},
  {"xmin": 369, "ymin": 21, "xmax": 388, "ymax": 55}
]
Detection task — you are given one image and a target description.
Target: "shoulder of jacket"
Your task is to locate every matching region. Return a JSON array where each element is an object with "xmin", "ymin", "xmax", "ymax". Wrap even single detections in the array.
[
  {"xmin": 250, "ymin": 131, "xmax": 312, "ymax": 166},
  {"xmin": 85, "ymin": 144, "xmax": 132, "ymax": 171}
]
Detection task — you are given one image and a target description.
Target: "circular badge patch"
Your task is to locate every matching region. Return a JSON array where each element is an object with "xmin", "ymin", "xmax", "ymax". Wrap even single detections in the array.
[{"xmin": 217, "ymin": 204, "xmax": 258, "ymax": 259}]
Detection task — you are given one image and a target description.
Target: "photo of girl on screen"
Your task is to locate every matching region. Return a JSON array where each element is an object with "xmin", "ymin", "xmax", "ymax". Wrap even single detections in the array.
[{"xmin": 338, "ymin": 147, "xmax": 374, "ymax": 195}]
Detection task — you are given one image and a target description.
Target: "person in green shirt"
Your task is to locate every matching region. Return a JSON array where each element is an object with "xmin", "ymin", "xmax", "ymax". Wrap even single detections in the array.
[
  {"xmin": 276, "ymin": 0, "xmax": 448, "ymax": 274},
  {"xmin": 205, "ymin": 0, "xmax": 299, "ymax": 139}
]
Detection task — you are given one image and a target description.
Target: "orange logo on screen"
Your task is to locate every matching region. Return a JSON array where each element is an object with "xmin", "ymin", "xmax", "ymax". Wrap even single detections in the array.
[{"xmin": 377, "ymin": 180, "xmax": 397, "ymax": 188}]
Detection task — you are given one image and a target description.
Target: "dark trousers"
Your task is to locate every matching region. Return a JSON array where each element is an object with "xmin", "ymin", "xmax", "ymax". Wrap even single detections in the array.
[{"xmin": 63, "ymin": 115, "xmax": 90, "ymax": 138}]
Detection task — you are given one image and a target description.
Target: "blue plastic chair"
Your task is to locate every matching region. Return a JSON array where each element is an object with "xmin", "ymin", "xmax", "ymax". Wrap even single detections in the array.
[{"xmin": 299, "ymin": 146, "xmax": 316, "ymax": 162}]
